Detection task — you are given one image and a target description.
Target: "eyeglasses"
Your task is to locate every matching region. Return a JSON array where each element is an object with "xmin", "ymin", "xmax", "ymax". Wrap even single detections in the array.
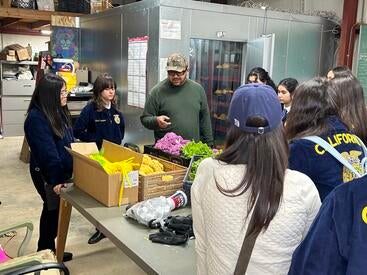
[
  {"xmin": 60, "ymin": 90, "xmax": 68, "ymax": 97},
  {"xmin": 167, "ymin": 70, "xmax": 186, "ymax": 77}
]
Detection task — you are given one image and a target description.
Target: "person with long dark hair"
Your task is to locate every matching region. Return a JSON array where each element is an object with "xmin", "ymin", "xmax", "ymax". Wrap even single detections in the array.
[
  {"xmin": 286, "ymin": 77, "xmax": 366, "ymax": 201},
  {"xmin": 24, "ymin": 73, "xmax": 74, "ymax": 262},
  {"xmin": 246, "ymin": 67, "xmax": 277, "ymax": 92},
  {"xmin": 328, "ymin": 72, "xmax": 367, "ymax": 145},
  {"xmin": 191, "ymin": 83, "xmax": 320, "ymax": 275},
  {"xmin": 73, "ymin": 73, "xmax": 125, "ymax": 244},
  {"xmin": 326, "ymin": 65, "xmax": 351, "ymax": 80},
  {"xmin": 277, "ymin": 77, "xmax": 298, "ymax": 113}
]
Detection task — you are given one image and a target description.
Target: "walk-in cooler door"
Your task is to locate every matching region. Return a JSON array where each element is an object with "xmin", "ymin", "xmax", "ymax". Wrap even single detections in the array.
[{"xmin": 245, "ymin": 34, "xmax": 275, "ymax": 77}]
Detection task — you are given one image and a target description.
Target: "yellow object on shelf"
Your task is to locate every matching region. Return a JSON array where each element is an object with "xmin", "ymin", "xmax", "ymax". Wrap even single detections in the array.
[{"xmin": 57, "ymin": 71, "xmax": 77, "ymax": 91}]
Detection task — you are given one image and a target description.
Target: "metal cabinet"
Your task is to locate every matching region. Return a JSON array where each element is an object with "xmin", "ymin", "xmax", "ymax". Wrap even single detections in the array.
[{"xmin": 0, "ymin": 61, "xmax": 38, "ymax": 137}]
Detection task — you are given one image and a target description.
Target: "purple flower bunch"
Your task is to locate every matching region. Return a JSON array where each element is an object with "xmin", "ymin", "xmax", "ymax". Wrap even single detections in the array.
[{"xmin": 154, "ymin": 132, "xmax": 190, "ymax": 156}]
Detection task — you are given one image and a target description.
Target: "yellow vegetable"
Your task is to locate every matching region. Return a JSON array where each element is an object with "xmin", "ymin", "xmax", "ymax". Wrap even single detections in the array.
[
  {"xmin": 139, "ymin": 155, "xmax": 165, "ymax": 175},
  {"xmin": 89, "ymin": 153, "xmax": 139, "ymax": 206}
]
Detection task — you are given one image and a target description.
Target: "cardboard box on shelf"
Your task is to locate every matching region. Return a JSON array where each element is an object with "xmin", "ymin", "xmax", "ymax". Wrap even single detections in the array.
[
  {"xmin": 8, "ymin": 50, "xmax": 15, "ymax": 56},
  {"xmin": 1, "ymin": 44, "xmax": 31, "ymax": 61},
  {"xmin": 90, "ymin": 0, "xmax": 111, "ymax": 13},
  {"xmin": 67, "ymin": 140, "xmax": 143, "ymax": 207},
  {"xmin": 76, "ymin": 69, "xmax": 89, "ymax": 83},
  {"xmin": 5, "ymin": 55, "xmax": 17, "ymax": 61}
]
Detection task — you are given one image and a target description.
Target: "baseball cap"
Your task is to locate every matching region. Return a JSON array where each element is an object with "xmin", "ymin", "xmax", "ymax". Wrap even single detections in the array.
[
  {"xmin": 166, "ymin": 53, "xmax": 188, "ymax": 72},
  {"xmin": 228, "ymin": 83, "xmax": 282, "ymax": 134}
]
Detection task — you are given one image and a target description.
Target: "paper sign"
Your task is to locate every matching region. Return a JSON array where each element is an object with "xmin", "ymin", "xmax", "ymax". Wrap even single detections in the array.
[
  {"xmin": 160, "ymin": 19, "xmax": 181, "ymax": 40},
  {"xmin": 124, "ymin": 170, "xmax": 139, "ymax": 188},
  {"xmin": 127, "ymin": 36, "xmax": 148, "ymax": 108}
]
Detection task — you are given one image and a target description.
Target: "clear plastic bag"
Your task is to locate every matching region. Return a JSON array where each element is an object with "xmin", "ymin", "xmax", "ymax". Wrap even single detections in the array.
[
  {"xmin": 126, "ymin": 196, "xmax": 172, "ymax": 227},
  {"xmin": 125, "ymin": 191, "xmax": 187, "ymax": 228}
]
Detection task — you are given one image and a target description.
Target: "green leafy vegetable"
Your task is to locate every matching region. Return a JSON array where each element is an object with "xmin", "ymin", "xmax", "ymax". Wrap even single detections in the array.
[{"xmin": 181, "ymin": 141, "xmax": 213, "ymax": 158}]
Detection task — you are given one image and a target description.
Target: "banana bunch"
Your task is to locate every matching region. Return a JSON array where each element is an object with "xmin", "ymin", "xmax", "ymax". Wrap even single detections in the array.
[{"xmin": 140, "ymin": 154, "xmax": 165, "ymax": 176}]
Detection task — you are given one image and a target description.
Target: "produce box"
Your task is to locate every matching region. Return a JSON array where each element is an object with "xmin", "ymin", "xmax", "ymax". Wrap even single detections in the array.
[
  {"xmin": 139, "ymin": 156, "xmax": 187, "ymax": 201},
  {"xmin": 143, "ymin": 145, "xmax": 191, "ymax": 167},
  {"xmin": 183, "ymin": 155, "xmax": 203, "ymax": 206},
  {"xmin": 66, "ymin": 140, "xmax": 143, "ymax": 207}
]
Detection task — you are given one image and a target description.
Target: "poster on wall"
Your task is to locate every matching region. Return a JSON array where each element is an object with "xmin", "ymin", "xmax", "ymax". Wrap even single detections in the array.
[
  {"xmin": 51, "ymin": 26, "xmax": 80, "ymax": 60},
  {"xmin": 160, "ymin": 19, "xmax": 181, "ymax": 40},
  {"xmin": 127, "ymin": 36, "xmax": 148, "ymax": 108}
]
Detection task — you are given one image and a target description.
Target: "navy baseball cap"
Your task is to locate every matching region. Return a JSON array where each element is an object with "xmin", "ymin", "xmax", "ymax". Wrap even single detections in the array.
[{"xmin": 228, "ymin": 83, "xmax": 282, "ymax": 134}]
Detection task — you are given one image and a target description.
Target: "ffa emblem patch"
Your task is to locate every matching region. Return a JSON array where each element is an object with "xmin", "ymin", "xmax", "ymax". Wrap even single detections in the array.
[
  {"xmin": 341, "ymin": 150, "xmax": 363, "ymax": 182},
  {"xmin": 362, "ymin": 206, "xmax": 367, "ymax": 224},
  {"xmin": 114, "ymin": 114, "xmax": 120, "ymax": 124}
]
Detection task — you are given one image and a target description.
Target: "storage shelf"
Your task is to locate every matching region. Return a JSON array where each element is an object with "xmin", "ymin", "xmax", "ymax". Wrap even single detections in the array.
[
  {"xmin": 1, "ymin": 60, "xmax": 38, "ymax": 65},
  {"xmin": 0, "ymin": 7, "xmax": 82, "ymax": 21},
  {"xmin": 0, "ymin": 7, "xmax": 84, "ymax": 33}
]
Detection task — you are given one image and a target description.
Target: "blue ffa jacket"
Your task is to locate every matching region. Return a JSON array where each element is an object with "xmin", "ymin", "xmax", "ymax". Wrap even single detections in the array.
[
  {"xmin": 24, "ymin": 106, "xmax": 73, "ymax": 186},
  {"xmin": 289, "ymin": 116, "xmax": 365, "ymax": 201},
  {"xmin": 288, "ymin": 176, "xmax": 367, "ymax": 275},
  {"xmin": 73, "ymin": 102, "xmax": 125, "ymax": 149}
]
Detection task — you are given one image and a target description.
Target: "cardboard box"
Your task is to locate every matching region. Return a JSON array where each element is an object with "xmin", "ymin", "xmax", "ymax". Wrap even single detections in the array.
[
  {"xmin": 5, "ymin": 55, "xmax": 17, "ymax": 61},
  {"xmin": 67, "ymin": 140, "xmax": 143, "ymax": 207},
  {"xmin": 4, "ymin": 44, "xmax": 31, "ymax": 61},
  {"xmin": 76, "ymin": 69, "xmax": 89, "ymax": 83}
]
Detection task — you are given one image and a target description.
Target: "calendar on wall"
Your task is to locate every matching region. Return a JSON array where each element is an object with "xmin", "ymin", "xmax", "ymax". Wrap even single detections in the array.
[{"xmin": 127, "ymin": 36, "xmax": 149, "ymax": 108}]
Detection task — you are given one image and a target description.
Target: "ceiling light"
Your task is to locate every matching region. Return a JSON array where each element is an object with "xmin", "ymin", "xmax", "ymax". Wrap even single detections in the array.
[{"xmin": 40, "ymin": 30, "xmax": 52, "ymax": 35}]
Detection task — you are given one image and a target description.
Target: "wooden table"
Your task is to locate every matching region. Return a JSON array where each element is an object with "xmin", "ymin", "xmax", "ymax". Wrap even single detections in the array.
[{"xmin": 56, "ymin": 187, "xmax": 196, "ymax": 274}]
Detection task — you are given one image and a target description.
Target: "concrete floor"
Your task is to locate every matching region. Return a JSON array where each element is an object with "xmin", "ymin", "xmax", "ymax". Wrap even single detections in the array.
[{"xmin": 0, "ymin": 136, "xmax": 145, "ymax": 274}]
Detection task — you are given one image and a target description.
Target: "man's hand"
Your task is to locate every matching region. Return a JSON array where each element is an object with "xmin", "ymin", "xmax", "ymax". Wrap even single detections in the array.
[{"xmin": 157, "ymin": 115, "xmax": 171, "ymax": 129}]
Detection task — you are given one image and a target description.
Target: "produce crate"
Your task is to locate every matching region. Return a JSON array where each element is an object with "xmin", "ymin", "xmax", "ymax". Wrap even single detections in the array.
[
  {"xmin": 183, "ymin": 155, "xmax": 202, "ymax": 206},
  {"xmin": 143, "ymin": 145, "xmax": 191, "ymax": 167},
  {"xmin": 139, "ymin": 155, "xmax": 187, "ymax": 202}
]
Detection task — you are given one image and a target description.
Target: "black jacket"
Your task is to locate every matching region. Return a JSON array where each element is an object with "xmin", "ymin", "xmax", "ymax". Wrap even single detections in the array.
[
  {"xmin": 73, "ymin": 102, "xmax": 125, "ymax": 149},
  {"xmin": 24, "ymin": 106, "xmax": 73, "ymax": 186}
]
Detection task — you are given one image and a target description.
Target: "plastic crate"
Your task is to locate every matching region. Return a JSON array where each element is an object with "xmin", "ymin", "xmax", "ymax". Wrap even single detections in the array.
[
  {"xmin": 143, "ymin": 145, "xmax": 191, "ymax": 167},
  {"xmin": 11, "ymin": 0, "xmax": 35, "ymax": 8},
  {"xmin": 182, "ymin": 155, "xmax": 202, "ymax": 206},
  {"xmin": 139, "ymin": 155, "xmax": 187, "ymax": 202},
  {"xmin": 57, "ymin": 0, "xmax": 90, "ymax": 13}
]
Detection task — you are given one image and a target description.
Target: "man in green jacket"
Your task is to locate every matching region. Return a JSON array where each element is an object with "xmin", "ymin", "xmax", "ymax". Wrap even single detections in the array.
[{"xmin": 140, "ymin": 53, "xmax": 213, "ymax": 146}]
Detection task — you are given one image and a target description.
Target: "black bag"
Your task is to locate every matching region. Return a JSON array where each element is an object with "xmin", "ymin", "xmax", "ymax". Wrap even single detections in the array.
[
  {"xmin": 148, "ymin": 215, "xmax": 194, "ymax": 245},
  {"xmin": 149, "ymin": 230, "xmax": 189, "ymax": 245}
]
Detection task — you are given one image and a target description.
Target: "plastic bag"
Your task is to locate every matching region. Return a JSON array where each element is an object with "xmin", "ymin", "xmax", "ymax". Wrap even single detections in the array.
[
  {"xmin": 125, "ymin": 196, "xmax": 172, "ymax": 228},
  {"xmin": 125, "ymin": 191, "xmax": 187, "ymax": 228}
]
